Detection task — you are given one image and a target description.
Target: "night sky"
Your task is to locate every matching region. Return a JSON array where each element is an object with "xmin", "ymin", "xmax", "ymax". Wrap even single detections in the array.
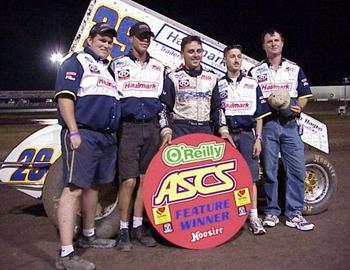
[{"xmin": 1, "ymin": 0, "xmax": 349, "ymax": 90}]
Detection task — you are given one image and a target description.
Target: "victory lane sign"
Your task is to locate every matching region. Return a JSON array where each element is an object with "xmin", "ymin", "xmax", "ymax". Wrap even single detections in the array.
[{"xmin": 143, "ymin": 133, "xmax": 253, "ymax": 249}]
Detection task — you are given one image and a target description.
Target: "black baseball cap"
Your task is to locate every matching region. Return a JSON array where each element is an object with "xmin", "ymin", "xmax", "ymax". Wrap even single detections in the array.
[
  {"xmin": 129, "ymin": 22, "xmax": 154, "ymax": 37},
  {"xmin": 89, "ymin": 22, "xmax": 117, "ymax": 37}
]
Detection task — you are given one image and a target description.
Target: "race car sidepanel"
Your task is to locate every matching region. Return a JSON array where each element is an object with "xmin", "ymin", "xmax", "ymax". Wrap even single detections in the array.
[{"xmin": 0, "ymin": 124, "xmax": 62, "ymax": 197}]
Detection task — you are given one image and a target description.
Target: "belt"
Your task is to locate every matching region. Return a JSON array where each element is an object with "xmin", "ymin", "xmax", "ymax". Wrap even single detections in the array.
[
  {"xmin": 174, "ymin": 119, "xmax": 210, "ymax": 126},
  {"xmin": 230, "ymin": 127, "xmax": 253, "ymax": 133},
  {"xmin": 123, "ymin": 116, "xmax": 158, "ymax": 124},
  {"xmin": 75, "ymin": 126, "xmax": 115, "ymax": 134},
  {"xmin": 264, "ymin": 115, "xmax": 296, "ymax": 125}
]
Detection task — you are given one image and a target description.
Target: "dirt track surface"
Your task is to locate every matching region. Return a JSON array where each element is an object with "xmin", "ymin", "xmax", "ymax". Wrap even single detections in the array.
[{"xmin": 1, "ymin": 109, "xmax": 350, "ymax": 270}]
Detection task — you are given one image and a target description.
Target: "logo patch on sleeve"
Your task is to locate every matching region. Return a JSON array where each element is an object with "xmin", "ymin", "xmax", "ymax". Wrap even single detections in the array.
[{"xmin": 65, "ymin": 71, "xmax": 76, "ymax": 81}]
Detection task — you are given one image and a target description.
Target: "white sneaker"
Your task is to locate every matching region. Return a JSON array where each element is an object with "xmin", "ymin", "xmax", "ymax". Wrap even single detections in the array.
[
  {"xmin": 286, "ymin": 214, "xmax": 315, "ymax": 231},
  {"xmin": 263, "ymin": 214, "xmax": 280, "ymax": 227},
  {"xmin": 249, "ymin": 218, "xmax": 266, "ymax": 235}
]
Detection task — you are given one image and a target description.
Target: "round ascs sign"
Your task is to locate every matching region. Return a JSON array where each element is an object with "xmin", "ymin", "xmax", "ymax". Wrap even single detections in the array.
[{"xmin": 143, "ymin": 133, "xmax": 253, "ymax": 249}]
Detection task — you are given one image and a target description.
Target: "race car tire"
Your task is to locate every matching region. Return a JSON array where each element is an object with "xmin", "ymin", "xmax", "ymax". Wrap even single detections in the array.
[
  {"xmin": 303, "ymin": 151, "xmax": 337, "ymax": 215},
  {"xmin": 42, "ymin": 157, "xmax": 120, "ymax": 238}
]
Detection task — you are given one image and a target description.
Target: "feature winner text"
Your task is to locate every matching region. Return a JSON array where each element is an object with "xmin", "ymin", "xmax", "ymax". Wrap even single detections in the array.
[{"xmin": 175, "ymin": 199, "xmax": 229, "ymax": 242}]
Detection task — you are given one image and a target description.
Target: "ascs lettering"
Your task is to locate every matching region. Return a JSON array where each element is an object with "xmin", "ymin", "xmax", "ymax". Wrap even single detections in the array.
[{"xmin": 152, "ymin": 160, "xmax": 236, "ymax": 207}]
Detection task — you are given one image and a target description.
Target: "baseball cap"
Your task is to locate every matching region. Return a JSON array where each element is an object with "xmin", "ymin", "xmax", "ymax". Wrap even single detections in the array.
[
  {"xmin": 129, "ymin": 22, "xmax": 154, "ymax": 37},
  {"xmin": 267, "ymin": 90, "xmax": 292, "ymax": 118},
  {"xmin": 89, "ymin": 22, "xmax": 117, "ymax": 37}
]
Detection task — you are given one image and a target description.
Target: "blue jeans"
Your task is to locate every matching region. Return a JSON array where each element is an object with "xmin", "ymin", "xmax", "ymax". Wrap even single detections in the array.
[
  {"xmin": 231, "ymin": 131, "xmax": 259, "ymax": 182},
  {"xmin": 262, "ymin": 119, "xmax": 305, "ymax": 220}
]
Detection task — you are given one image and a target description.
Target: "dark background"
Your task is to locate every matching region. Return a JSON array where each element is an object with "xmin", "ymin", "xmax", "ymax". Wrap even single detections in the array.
[{"xmin": 1, "ymin": 0, "xmax": 349, "ymax": 90}]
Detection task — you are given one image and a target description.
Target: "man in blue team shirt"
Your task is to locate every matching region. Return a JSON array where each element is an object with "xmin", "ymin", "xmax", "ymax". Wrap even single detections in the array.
[
  {"xmin": 55, "ymin": 22, "xmax": 120, "ymax": 270},
  {"xmin": 249, "ymin": 28, "xmax": 314, "ymax": 231},
  {"xmin": 111, "ymin": 22, "xmax": 164, "ymax": 251},
  {"xmin": 219, "ymin": 44, "xmax": 271, "ymax": 235}
]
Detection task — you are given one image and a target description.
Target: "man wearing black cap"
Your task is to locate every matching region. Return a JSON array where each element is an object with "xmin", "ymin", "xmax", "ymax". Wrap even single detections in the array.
[
  {"xmin": 111, "ymin": 21, "xmax": 164, "ymax": 251},
  {"xmin": 55, "ymin": 22, "xmax": 120, "ymax": 269}
]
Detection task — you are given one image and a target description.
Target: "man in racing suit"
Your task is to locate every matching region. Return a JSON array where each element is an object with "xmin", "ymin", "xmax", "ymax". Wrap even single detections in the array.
[
  {"xmin": 160, "ymin": 35, "xmax": 231, "ymax": 146},
  {"xmin": 111, "ymin": 22, "xmax": 164, "ymax": 251},
  {"xmin": 249, "ymin": 28, "xmax": 314, "ymax": 231},
  {"xmin": 55, "ymin": 22, "xmax": 120, "ymax": 270},
  {"xmin": 219, "ymin": 44, "xmax": 271, "ymax": 235}
]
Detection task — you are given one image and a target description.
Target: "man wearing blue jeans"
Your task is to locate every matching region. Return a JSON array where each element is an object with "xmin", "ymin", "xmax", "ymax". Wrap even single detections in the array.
[
  {"xmin": 219, "ymin": 44, "xmax": 271, "ymax": 235},
  {"xmin": 249, "ymin": 28, "xmax": 314, "ymax": 231}
]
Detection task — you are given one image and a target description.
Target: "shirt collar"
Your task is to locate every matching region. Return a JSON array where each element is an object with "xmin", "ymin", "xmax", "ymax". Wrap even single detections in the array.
[
  {"xmin": 224, "ymin": 71, "xmax": 243, "ymax": 83},
  {"xmin": 264, "ymin": 57, "xmax": 286, "ymax": 67},
  {"xmin": 84, "ymin": 46, "xmax": 109, "ymax": 64},
  {"xmin": 179, "ymin": 64, "xmax": 203, "ymax": 77},
  {"xmin": 127, "ymin": 50, "xmax": 151, "ymax": 63}
]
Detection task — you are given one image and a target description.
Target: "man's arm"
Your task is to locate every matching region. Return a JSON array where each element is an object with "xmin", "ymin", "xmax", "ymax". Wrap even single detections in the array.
[
  {"xmin": 57, "ymin": 95, "xmax": 81, "ymax": 149},
  {"xmin": 211, "ymin": 82, "xmax": 235, "ymax": 146},
  {"xmin": 292, "ymin": 67, "xmax": 312, "ymax": 115},
  {"xmin": 159, "ymin": 75, "xmax": 176, "ymax": 147},
  {"xmin": 54, "ymin": 54, "xmax": 83, "ymax": 149},
  {"xmin": 291, "ymin": 97, "xmax": 308, "ymax": 115}
]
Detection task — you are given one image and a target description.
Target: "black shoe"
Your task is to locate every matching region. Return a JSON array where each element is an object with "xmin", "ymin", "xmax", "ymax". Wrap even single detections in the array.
[
  {"xmin": 131, "ymin": 225, "xmax": 157, "ymax": 247},
  {"xmin": 116, "ymin": 228, "xmax": 132, "ymax": 252},
  {"xmin": 76, "ymin": 234, "xmax": 116, "ymax": 249},
  {"xmin": 55, "ymin": 251, "xmax": 95, "ymax": 270}
]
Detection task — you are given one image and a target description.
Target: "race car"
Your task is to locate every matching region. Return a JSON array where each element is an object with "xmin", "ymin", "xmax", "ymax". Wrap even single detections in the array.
[{"xmin": 0, "ymin": 0, "xmax": 337, "ymax": 238}]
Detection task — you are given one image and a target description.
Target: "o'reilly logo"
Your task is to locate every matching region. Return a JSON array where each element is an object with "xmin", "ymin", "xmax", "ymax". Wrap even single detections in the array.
[{"xmin": 162, "ymin": 142, "xmax": 225, "ymax": 166}]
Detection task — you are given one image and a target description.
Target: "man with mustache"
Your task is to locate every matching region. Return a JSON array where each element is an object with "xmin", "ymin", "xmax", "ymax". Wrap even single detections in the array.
[{"xmin": 219, "ymin": 44, "xmax": 271, "ymax": 235}]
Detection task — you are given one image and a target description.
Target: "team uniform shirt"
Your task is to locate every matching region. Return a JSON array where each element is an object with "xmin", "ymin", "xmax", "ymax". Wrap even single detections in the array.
[
  {"xmin": 160, "ymin": 66, "xmax": 225, "ymax": 130},
  {"xmin": 55, "ymin": 47, "xmax": 120, "ymax": 132},
  {"xmin": 111, "ymin": 51, "xmax": 165, "ymax": 121},
  {"xmin": 249, "ymin": 58, "xmax": 312, "ymax": 110},
  {"xmin": 218, "ymin": 73, "xmax": 271, "ymax": 129}
]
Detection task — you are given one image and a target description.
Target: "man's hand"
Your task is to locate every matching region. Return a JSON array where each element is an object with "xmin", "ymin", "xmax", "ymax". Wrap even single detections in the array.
[
  {"xmin": 70, "ymin": 134, "xmax": 81, "ymax": 150},
  {"xmin": 221, "ymin": 132, "xmax": 236, "ymax": 148},
  {"xmin": 291, "ymin": 105, "xmax": 302, "ymax": 115},
  {"xmin": 253, "ymin": 139, "xmax": 261, "ymax": 157},
  {"xmin": 160, "ymin": 133, "xmax": 172, "ymax": 147}
]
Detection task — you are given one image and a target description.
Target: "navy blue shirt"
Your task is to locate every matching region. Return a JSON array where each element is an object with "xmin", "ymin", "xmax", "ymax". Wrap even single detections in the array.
[
  {"xmin": 218, "ymin": 73, "xmax": 271, "ymax": 129},
  {"xmin": 112, "ymin": 51, "xmax": 165, "ymax": 121},
  {"xmin": 55, "ymin": 47, "xmax": 121, "ymax": 132}
]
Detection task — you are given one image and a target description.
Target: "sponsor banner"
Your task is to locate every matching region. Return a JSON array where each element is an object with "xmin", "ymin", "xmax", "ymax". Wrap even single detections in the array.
[
  {"xmin": 143, "ymin": 133, "xmax": 253, "ymax": 249},
  {"xmin": 299, "ymin": 112, "xmax": 329, "ymax": 153},
  {"xmin": 69, "ymin": 0, "xmax": 258, "ymax": 76}
]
